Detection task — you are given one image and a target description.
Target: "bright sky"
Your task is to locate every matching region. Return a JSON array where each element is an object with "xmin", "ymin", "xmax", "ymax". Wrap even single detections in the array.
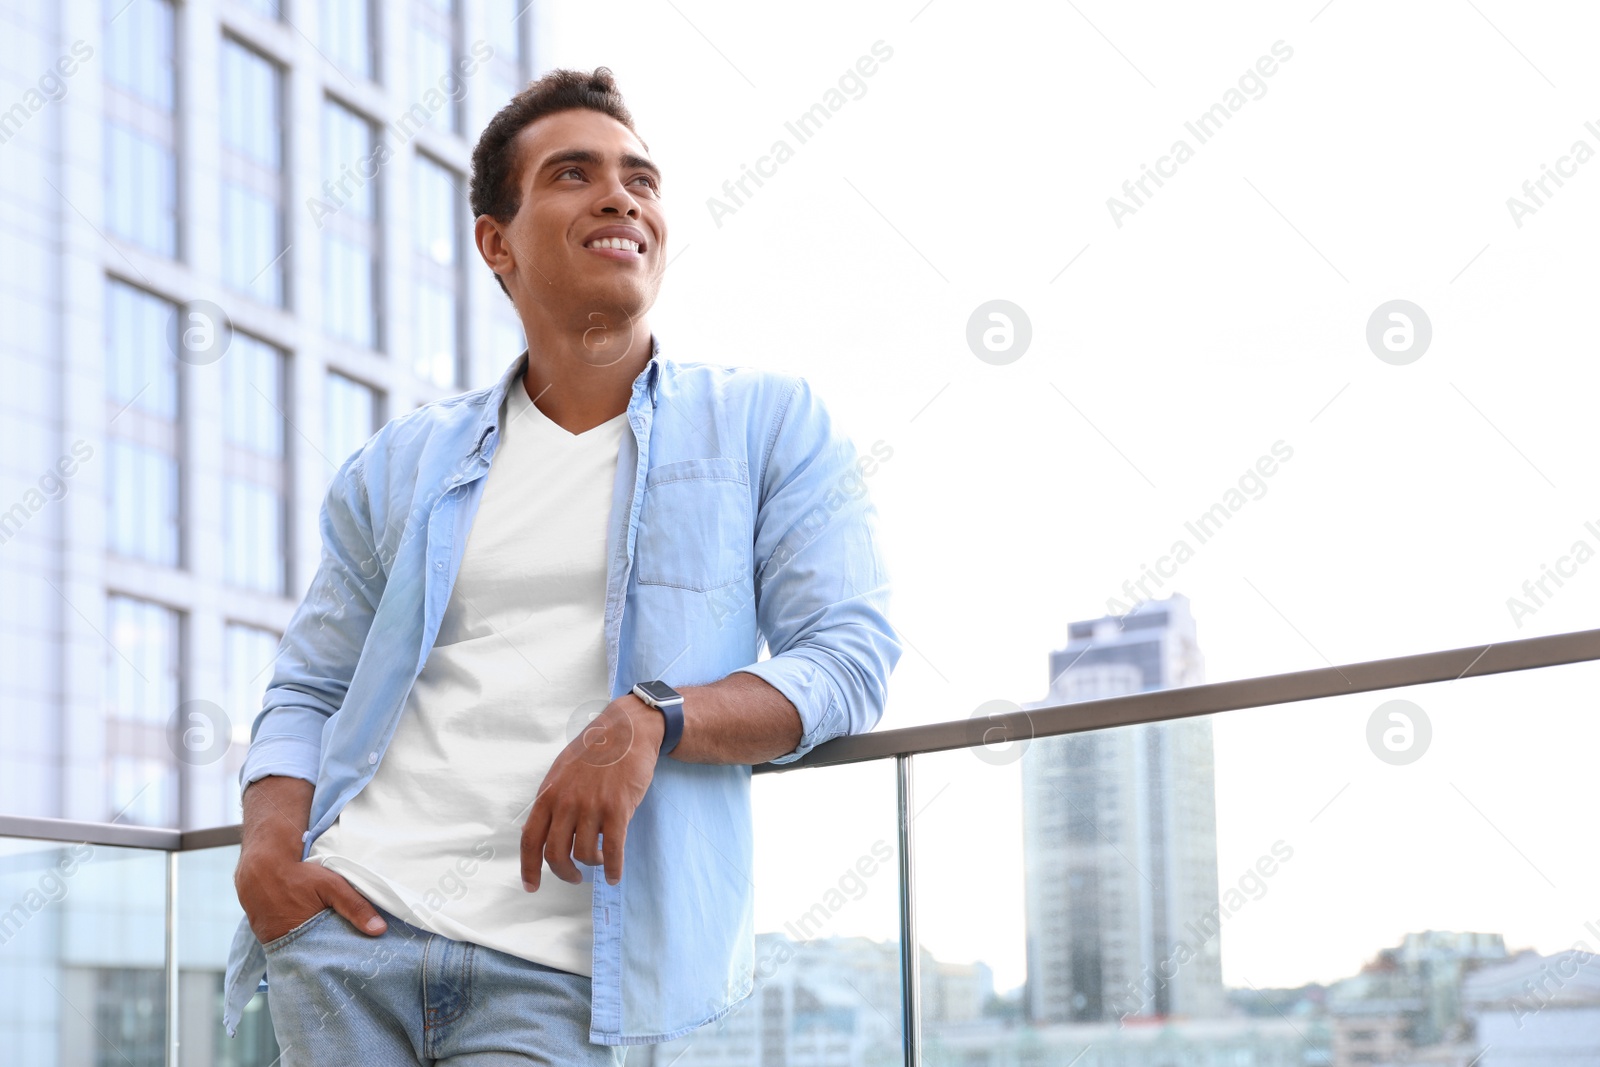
[{"xmin": 528, "ymin": 0, "xmax": 1600, "ymax": 996}]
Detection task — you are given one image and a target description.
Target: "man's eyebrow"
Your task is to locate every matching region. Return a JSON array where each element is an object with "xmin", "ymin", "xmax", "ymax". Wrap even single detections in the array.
[{"xmin": 538, "ymin": 148, "xmax": 661, "ymax": 180}]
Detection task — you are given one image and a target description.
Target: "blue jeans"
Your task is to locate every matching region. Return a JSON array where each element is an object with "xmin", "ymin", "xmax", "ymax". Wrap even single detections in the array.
[{"xmin": 261, "ymin": 904, "xmax": 627, "ymax": 1066}]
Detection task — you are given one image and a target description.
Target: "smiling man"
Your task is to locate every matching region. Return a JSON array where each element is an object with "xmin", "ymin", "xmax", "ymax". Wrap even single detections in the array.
[{"xmin": 221, "ymin": 67, "xmax": 901, "ymax": 1064}]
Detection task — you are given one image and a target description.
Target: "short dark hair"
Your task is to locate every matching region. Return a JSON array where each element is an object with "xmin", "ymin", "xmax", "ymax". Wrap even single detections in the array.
[{"xmin": 469, "ymin": 66, "xmax": 646, "ymax": 300}]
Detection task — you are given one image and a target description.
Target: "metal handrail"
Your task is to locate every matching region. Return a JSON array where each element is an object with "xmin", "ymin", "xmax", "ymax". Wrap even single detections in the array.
[
  {"xmin": 759, "ymin": 625, "xmax": 1600, "ymax": 771},
  {"xmin": 3, "ymin": 625, "xmax": 1597, "ymax": 851}
]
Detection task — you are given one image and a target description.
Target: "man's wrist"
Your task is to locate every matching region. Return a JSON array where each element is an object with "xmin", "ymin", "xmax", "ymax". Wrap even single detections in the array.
[{"xmin": 621, "ymin": 694, "xmax": 668, "ymax": 750}]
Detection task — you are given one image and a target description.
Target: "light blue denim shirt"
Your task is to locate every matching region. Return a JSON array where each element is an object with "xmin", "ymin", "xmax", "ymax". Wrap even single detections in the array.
[{"xmin": 222, "ymin": 337, "xmax": 900, "ymax": 1045}]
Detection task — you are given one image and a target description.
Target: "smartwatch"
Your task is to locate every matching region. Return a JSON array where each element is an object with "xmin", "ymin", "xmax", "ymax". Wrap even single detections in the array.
[{"xmin": 631, "ymin": 680, "xmax": 685, "ymax": 756}]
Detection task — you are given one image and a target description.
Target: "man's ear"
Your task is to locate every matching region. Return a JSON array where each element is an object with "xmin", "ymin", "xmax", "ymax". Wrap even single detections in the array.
[{"xmin": 474, "ymin": 214, "xmax": 509, "ymax": 275}]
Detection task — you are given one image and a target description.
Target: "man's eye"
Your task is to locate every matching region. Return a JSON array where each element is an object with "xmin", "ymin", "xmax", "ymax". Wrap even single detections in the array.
[{"xmin": 558, "ymin": 167, "xmax": 582, "ymax": 179}]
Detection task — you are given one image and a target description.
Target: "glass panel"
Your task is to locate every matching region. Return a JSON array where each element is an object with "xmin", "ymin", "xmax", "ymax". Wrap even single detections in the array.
[
  {"xmin": 222, "ymin": 336, "xmax": 286, "ymax": 459},
  {"xmin": 912, "ymin": 659, "xmax": 1600, "ymax": 1066},
  {"xmin": 323, "ymin": 235, "xmax": 378, "ymax": 349},
  {"xmin": 220, "ymin": 41, "xmax": 284, "ymax": 307},
  {"xmin": 321, "ymin": 100, "xmax": 377, "ymax": 222},
  {"xmin": 323, "ymin": 372, "xmax": 379, "ymax": 473},
  {"xmin": 486, "ymin": 0, "xmax": 523, "ymax": 66},
  {"xmin": 104, "ymin": 0, "xmax": 174, "ymax": 110},
  {"xmin": 220, "ymin": 184, "xmax": 283, "ymax": 307},
  {"xmin": 409, "ymin": 11, "xmax": 457, "ymax": 133},
  {"xmin": 481, "ymin": 308, "xmax": 525, "ymax": 389},
  {"xmin": 414, "ymin": 158, "xmax": 458, "ymax": 268},
  {"xmin": 0, "ymin": 838, "xmax": 169, "ymax": 1065},
  {"xmin": 104, "ymin": 595, "xmax": 181, "ymax": 827},
  {"xmin": 221, "ymin": 336, "xmax": 287, "ymax": 595},
  {"xmin": 414, "ymin": 281, "xmax": 457, "ymax": 389},
  {"xmin": 222, "ymin": 481, "xmax": 283, "ymax": 594},
  {"xmin": 107, "ymin": 440, "xmax": 179, "ymax": 566},
  {"xmin": 320, "ymin": 0, "xmax": 374, "ymax": 82},
  {"xmin": 219, "ymin": 41, "xmax": 280, "ymax": 169},
  {"xmin": 653, "ymin": 760, "xmax": 905, "ymax": 1065},
  {"xmin": 235, "ymin": 0, "xmax": 281, "ymax": 21},
  {"xmin": 104, "ymin": 122, "xmax": 177, "ymax": 257},
  {"xmin": 106, "ymin": 280, "xmax": 178, "ymax": 419},
  {"xmin": 320, "ymin": 100, "xmax": 380, "ymax": 349},
  {"xmin": 413, "ymin": 156, "xmax": 460, "ymax": 389},
  {"xmin": 176, "ymin": 846, "xmax": 282, "ymax": 1065}
]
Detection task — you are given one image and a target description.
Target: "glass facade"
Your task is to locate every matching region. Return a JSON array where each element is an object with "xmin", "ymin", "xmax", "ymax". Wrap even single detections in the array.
[
  {"xmin": 104, "ymin": 595, "xmax": 181, "ymax": 827},
  {"xmin": 486, "ymin": 0, "xmax": 529, "ymax": 104},
  {"xmin": 321, "ymin": 0, "xmax": 377, "ymax": 83},
  {"xmin": 4, "ymin": 0, "xmax": 533, "ymax": 1058},
  {"xmin": 103, "ymin": 0, "xmax": 177, "ymax": 257},
  {"xmin": 320, "ymin": 99, "xmax": 382, "ymax": 350},
  {"xmin": 324, "ymin": 371, "xmax": 381, "ymax": 470},
  {"xmin": 220, "ymin": 40, "xmax": 285, "ymax": 307},
  {"xmin": 412, "ymin": 155, "xmax": 463, "ymax": 389},
  {"xmin": 221, "ymin": 335, "xmax": 288, "ymax": 595},
  {"xmin": 105, "ymin": 280, "xmax": 181, "ymax": 568},
  {"xmin": 236, "ymin": 0, "xmax": 281, "ymax": 20},
  {"xmin": 409, "ymin": 0, "xmax": 461, "ymax": 133}
]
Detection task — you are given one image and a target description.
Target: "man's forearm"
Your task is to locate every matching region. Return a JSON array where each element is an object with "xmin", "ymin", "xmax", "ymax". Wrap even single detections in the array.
[
  {"xmin": 239, "ymin": 775, "xmax": 315, "ymax": 863},
  {"xmin": 670, "ymin": 671, "xmax": 802, "ymax": 765}
]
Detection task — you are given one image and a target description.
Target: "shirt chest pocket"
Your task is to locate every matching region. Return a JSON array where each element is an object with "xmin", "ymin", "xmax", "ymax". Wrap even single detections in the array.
[{"xmin": 634, "ymin": 457, "xmax": 753, "ymax": 592}]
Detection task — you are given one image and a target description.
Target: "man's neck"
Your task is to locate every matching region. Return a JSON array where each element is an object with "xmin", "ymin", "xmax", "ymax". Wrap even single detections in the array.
[{"xmin": 518, "ymin": 312, "xmax": 653, "ymax": 436}]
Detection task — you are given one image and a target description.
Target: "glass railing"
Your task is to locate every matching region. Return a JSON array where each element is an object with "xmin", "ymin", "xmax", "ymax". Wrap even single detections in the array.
[{"xmin": 2, "ymin": 626, "xmax": 1595, "ymax": 1066}]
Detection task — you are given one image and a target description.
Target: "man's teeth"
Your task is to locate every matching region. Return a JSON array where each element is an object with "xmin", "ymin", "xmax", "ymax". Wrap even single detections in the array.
[{"xmin": 588, "ymin": 237, "xmax": 640, "ymax": 252}]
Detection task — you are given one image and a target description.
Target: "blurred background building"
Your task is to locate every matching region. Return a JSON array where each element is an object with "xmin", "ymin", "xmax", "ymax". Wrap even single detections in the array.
[
  {"xmin": 1021, "ymin": 594, "xmax": 1225, "ymax": 1023},
  {"xmin": 1, "ymin": 0, "xmax": 533, "ymax": 1060}
]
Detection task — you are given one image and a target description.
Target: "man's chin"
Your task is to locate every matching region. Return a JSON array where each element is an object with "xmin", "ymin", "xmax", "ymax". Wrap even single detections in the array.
[{"xmin": 572, "ymin": 283, "xmax": 654, "ymax": 329}]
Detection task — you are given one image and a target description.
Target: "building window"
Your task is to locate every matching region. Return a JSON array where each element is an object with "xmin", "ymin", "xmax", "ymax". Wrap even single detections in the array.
[
  {"xmin": 220, "ymin": 39, "xmax": 286, "ymax": 306},
  {"xmin": 219, "ymin": 622, "xmax": 281, "ymax": 823},
  {"xmin": 321, "ymin": 99, "xmax": 382, "ymax": 350},
  {"xmin": 238, "ymin": 0, "xmax": 283, "ymax": 19},
  {"xmin": 105, "ymin": 595, "xmax": 180, "ymax": 826},
  {"xmin": 410, "ymin": 0, "xmax": 461, "ymax": 134},
  {"xmin": 103, "ymin": 0, "xmax": 177, "ymax": 257},
  {"xmin": 222, "ymin": 335, "xmax": 289, "ymax": 593},
  {"xmin": 105, "ymin": 279, "xmax": 180, "ymax": 567},
  {"xmin": 485, "ymin": 304, "xmax": 526, "ymax": 387},
  {"xmin": 413, "ymin": 155, "xmax": 462, "ymax": 390},
  {"xmin": 486, "ymin": 0, "xmax": 530, "ymax": 105},
  {"xmin": 322, "ymin": 0, "xmax": 378, "ymax": 82},
  {"xmin": 324, "ymin": 371, "xmax": 381, "ymax": 472}
]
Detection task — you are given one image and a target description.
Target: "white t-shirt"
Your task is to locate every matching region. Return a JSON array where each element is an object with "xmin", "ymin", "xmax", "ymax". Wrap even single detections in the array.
[{"xmin": 308, "ymin": 376, "xmax": 629, "ymax": 976}]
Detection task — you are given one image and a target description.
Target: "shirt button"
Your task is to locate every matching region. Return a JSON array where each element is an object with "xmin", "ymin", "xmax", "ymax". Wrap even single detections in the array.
[
  {"xmin": 368, "ymin": 752, "xmax": 378, "ymax": 765},
  {"xmin": 435, "ymin": 561, "xmax": 444, "ymax": 569}
]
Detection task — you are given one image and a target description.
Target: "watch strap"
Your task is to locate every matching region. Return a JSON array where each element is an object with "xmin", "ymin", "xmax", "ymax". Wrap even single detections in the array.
[{"xmin": 632, "ymin": 682, "xmax": 685, "ymax": 756}]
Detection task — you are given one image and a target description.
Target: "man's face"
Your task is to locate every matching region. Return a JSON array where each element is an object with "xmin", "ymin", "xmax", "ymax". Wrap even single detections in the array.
[{"xmin": 497, "ymin": 108, "xmax": 667, "ymax": 330}]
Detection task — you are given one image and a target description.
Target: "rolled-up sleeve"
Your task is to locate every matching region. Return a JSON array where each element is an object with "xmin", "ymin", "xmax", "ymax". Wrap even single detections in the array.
[
  {"xmin": 733, "ymin": 378, "xmax": 901, "ymax": 765},
  {"xmin": 237, "ymin": 453, "xmax": 385, "ymax": 790}
]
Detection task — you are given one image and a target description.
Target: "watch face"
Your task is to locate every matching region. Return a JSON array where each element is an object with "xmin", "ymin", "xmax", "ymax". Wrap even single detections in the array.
[{"xmin": 635, "ymin": 680, "xmax": 680, "ymax": 703}]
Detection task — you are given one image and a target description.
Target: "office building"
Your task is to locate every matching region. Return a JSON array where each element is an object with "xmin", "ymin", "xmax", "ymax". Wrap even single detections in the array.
[
  {"xmin": 1021, "ymin": 593, "xmax": 1224, "ymax": 1023},
  {"xmin": 0, "ymin": 0, "xmax": 534, "ymax": 1060}
]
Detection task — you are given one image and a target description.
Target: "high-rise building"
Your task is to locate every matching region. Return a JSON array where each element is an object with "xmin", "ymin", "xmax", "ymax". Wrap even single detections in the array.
[
  {"xmin": 0, "ymin": 1, "xmax": 534, "ymax": 1061},
  {"xmin": 1021, "ymin": 593, "xmax": 1224, "ymax": 1023}
]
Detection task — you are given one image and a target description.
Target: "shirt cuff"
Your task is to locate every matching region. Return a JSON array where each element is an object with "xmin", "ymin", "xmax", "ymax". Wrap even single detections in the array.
[
  {"xmin": 733, "ymin": 655, "xmax": 844, "ymax": 765},
  {"xmin": 237, "ymin": 733, "xmax": 322, "ymax": 792}
]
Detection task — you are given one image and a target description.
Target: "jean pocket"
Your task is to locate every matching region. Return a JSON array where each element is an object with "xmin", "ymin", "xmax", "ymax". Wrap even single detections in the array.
[
  {"xmin": 634, "ymin": 458, "xmax": 752, "ymax": 592},
  {"xmin": 260, "ymin": 907, "xmax": 336, "ymax": 954}
]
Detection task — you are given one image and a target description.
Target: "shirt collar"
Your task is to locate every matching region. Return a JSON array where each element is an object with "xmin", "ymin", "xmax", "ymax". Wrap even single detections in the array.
[{"xmin": 471, "ymin": 334, "xmax": 664, "ymax": 460}]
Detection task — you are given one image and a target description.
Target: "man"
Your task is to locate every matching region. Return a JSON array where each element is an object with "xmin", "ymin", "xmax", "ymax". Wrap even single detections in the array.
[{"xmin": 220, "ymin": 66, "xmax": 900, "ymax": 1063}]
